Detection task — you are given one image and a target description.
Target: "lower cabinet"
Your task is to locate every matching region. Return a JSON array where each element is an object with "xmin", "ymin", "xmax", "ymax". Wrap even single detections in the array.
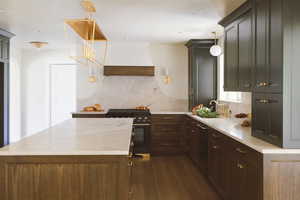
[
  {"xmin": 208, "ymin": 130, "xmax": 263, "ymax": 200},
  {"xmin": 208, "ymin": 131, "xmax": 229, "ymax": 198},
  {"xmin": 252, "ymin": 93, "xmax": 283, "ymax": 147},
  {"xmin": 187, "ymin": 118, "xmax": 209, "ymax": 174},
  {"xmin": 150, "ymin": 114, "xmax": 184, "ymax": 155}
]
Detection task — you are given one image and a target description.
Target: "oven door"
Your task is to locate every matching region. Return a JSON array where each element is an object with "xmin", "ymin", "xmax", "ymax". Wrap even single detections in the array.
[{"xmin": 133, "ymin": 124, "xmax": 151, "ymax": 154}]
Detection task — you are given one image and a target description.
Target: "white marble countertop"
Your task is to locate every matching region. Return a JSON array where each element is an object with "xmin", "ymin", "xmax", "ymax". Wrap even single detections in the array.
[
  {"xmin": 0, "ymin": 118, "xmax": 134, "ymax": 156},
  {"xmin": 187, "ymin": 114, "xmax": 300, "ymax": 154}
]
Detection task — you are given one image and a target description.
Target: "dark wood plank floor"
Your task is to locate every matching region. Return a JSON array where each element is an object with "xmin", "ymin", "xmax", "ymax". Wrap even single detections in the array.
[{"xmin": 132, "ymin": 156, "xmax": 221, "ymax": 200}]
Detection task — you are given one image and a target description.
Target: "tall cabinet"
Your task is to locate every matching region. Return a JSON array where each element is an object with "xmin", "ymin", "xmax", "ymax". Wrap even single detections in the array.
[
  {"xmin": 185, "ymin": 40, "xmax": 217, "ymax": 111},
  {"xmin": 219, "ymin": 0, "xmax": 300, "ymax": 148},
  {"xmin": 0, "ymin": 29, "xmax": 14, "ymax": 147}
]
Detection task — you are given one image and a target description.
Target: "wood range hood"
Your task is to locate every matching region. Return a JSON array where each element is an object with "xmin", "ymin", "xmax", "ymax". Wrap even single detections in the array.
[{"xmin": 103, "ymin": 65, "xmax": 155, "ymax": 76}]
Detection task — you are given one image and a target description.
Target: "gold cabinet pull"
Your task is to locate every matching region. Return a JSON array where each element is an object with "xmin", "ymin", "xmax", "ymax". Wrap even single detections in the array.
[
  {"xmin": 258, "ymin": 99, "xmax": 269, "ymax": 104},
  {"xmin": 257, "ymin": 82, "xmax": 268, "ymax": 87},
  {"xmin": 128, "ymin": 161, "xmax": 133, "ymax": 167},
  {"xmin": 213, "ymin": 145, "xmax": 219, "ymax": 150},
  {"xmin": 237, "ymin": 163, "xmax": 245, "ymax": 169},
  {"xmin": 236, "ymin": 148, "xmax": 247, "ymax": 154}
]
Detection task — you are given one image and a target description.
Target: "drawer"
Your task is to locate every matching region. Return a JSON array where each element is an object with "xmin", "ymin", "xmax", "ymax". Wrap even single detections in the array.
[
  {"xmin": 151, "ymin": 115, "xmax": 183, "ymax": 124},
  {"xmin": 152, "ymin": 124, "xmax": 179, "ymax": 132},
  {"xmin": 226, "ymin": 137, "xmax": 261, "ymax": 168},
  {"xmin": 209, "ymin": 130, "xmax": 224, "ymax": 142}
]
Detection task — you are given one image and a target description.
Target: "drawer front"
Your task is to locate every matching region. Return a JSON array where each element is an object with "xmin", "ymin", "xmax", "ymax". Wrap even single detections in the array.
[
  {"xmin": 209, "ymin": 130, "xmax": 225, "ymax": 142},
  {"xmin": 226, "ymin": 137, "xmax": 260, "ymax": 168},
  {"xmin": 151, "ymin": 114, "xmax": 183, "ymax": 124},
  {"xmin": 152, "ymin": 124, "xmax": 179, "ymax": 133}
]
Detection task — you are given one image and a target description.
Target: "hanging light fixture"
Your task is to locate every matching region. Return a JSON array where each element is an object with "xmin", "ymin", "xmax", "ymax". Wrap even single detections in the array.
[
  {"xmin": 64, "ymin": 0, "xmax": 108, "ymax": 83},
  {"xmin": 210, "ymin": 32, "xmax": 222, "ymax": 57}
]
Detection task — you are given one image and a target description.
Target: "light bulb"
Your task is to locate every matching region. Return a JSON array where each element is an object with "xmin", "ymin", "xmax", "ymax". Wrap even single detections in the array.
[{"xmin": 210, "ymin": 45, "xmax": 222, "ymax": 57}]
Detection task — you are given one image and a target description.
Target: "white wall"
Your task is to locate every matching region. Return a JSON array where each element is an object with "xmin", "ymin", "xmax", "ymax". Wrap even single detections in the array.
[
  {"xmin": 20, "ymin": 49, "xmax": 74, "ymax": 138},
  {"xmin": 77, "ymin": 42, "xmax": 189, "ymax": 112},
  {"xmin": 12, "ymin": 42, "xmax": 188, "ymax": 140}
]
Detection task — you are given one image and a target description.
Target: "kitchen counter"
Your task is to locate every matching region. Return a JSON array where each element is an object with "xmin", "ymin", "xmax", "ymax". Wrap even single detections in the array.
[
  {"xmin": 70, "ymin": 111, "xmax": 300, "ymax": 154},
  {"xmin": 187, "ymin": 114, "xmax": 300, "ymax": 154},
  {"xmin": 0, "ymin": 118, "xmax": 134, "ymax": 156}
]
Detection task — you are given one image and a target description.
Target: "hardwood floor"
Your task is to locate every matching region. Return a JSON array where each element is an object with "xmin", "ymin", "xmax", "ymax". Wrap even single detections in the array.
[{"xmin": 132, "ymin": 156, "xmax": 221, "ymax": 200}]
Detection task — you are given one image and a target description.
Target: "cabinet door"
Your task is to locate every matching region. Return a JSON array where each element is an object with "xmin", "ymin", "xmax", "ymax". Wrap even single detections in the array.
[
  {"xmin": 208, "ymin": 133, "xmax": 227, "ymax": 198},
  {"xmin": 268, "ymin": 0, "xmax": 283, "ymax": 93},
  {"xmin": 252, "ymin": 93, "xmax": 269, "ymax": 138},
  {"xmin": 229, "ymin": 159, "xmax": 260, "ymax": 200},
  {"xmin": 189, "ymin": 123, "xmax": 209, "ymax": 174},
  {"xmin": 254, "ymin": 0, "xmax": 268, "ymax": 92},
  {"xmin": 238, "ymin": 11, "xmax": 253, "ymax": 91},
  {"xmin": 224, "ymin": 23, "xmax": 239, "ymax": 91},
  {"xmin": 254, "ymin": 0, "xmax": 283, "ymax": 93},
  {"xmin": 252, "ymin": 93, "xmax": 282, "ymax": 147}
]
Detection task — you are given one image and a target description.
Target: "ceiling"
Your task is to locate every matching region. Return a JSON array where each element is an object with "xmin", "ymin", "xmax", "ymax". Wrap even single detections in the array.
[{"xmin": 0, "ymin": 0, "xmax": 246, "ymax": 48}]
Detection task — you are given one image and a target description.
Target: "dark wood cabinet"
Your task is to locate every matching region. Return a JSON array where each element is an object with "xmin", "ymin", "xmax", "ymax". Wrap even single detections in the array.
[
  {"xmin": 207, "ymin": 129, "xmax": 262, "ymax": 200},
  {"xmin": 224, "ymin": 23, "xmax": 238, "ymax": 91},
  {"xmin": 252, "ymin": 93, "xmax": 282, "ymax": 146},
  {"xmin": 151, "ymin": 114, "xmax": 184, "ymax": 155},
  {"xmin": 187, "ymin": 119, "xmax": 209, "ymax": 174},
  {"xmin": 254, "ymin": 0, "xmax": 283, "ymax": 93},
  {"xmin": 185, "ymin": 40, "xmax": 217, "ymax": 110},
  {"xmin": 237, "ymin": 10, "xmax": 253, "ymax": 91},
  {"xmin": 220, "ymin": 0, "xmax": 300, "ymax": 148},
  {"xmin": 220, "ymin": 1, "xmax": 253, "ymax": 92},
  {"xmin": 226, "ymin": 138, "xmax": 262, "ymax": 200},
  {"xmin": 208, "ymin": 131, "xmax": 228, "ymax": 198}
]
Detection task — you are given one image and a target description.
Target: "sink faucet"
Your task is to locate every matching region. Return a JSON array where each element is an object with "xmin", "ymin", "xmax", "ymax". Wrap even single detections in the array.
[
  {"xmin": 209, "ymin": 100, "xmax": 218, "ymax": 106},
  {"xmin": 209, "ymin": 100, "xmax": 218, "ymax": 112}
]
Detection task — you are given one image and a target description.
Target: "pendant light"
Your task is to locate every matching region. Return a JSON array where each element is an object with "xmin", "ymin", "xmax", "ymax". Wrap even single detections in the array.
[
  {"xmin": 210, "ymin": 32, "xmax": 222, "ymax": 57},
  {"xmin": 65, "ymin": 0, "xmax": 108, "ymax": 83}
]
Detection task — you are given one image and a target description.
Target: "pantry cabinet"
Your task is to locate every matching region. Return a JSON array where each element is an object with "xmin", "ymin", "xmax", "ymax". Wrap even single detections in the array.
[{"xmin": 185, "ymin": 40, "xmax": 217, "ymax": 110}]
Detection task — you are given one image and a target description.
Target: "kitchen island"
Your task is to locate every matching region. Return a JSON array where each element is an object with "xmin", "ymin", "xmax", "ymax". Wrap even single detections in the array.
[{"xmin": 0, "ymin": 118, "xmax": 134, "ymax": 200}]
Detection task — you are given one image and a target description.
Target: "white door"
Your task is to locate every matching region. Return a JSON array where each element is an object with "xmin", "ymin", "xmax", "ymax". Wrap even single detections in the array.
[{"xmin": 50, "ymin": 64, "xmax": 77, "ymax": 126}]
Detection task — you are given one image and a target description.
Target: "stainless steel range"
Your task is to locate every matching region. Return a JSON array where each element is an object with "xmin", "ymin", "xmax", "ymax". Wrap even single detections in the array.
[{"xmin": 106, "ymin": 109, "xmax": 151, "ymax": 156}]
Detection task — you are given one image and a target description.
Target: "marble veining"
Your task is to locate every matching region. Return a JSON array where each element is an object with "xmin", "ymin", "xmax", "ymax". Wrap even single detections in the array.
[{"xmin": 0, "ymin": 118, "xmax": 134, "ymax": 156}]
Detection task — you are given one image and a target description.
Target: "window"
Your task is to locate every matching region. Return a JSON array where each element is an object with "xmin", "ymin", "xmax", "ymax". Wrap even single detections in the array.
[{"xmin": 218, "ymin": 54, "xmax": 242, "ymax": 103}]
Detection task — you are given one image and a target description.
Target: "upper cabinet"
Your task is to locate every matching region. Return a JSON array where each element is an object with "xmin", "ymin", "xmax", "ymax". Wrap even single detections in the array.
[
  {"xmin": 219, "ymin": 1, "xmax": 253, "ymax": 92},
  {"xmin": 220, "ymin": 0, "xmax": 300, "ymax": 148},
  {"xmin": 185, "ymin": 40, "xmax": 217, "ymax": 110},
  {"xmin": 254, "ymin": 0, "xmax": 283, "ymax": 93}
]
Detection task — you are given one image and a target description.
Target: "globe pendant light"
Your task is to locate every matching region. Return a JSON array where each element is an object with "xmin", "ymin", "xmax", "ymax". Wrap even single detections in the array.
[{"xmin": 210, "ymin": 32, "xmax": 222, "ymax": 57}]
